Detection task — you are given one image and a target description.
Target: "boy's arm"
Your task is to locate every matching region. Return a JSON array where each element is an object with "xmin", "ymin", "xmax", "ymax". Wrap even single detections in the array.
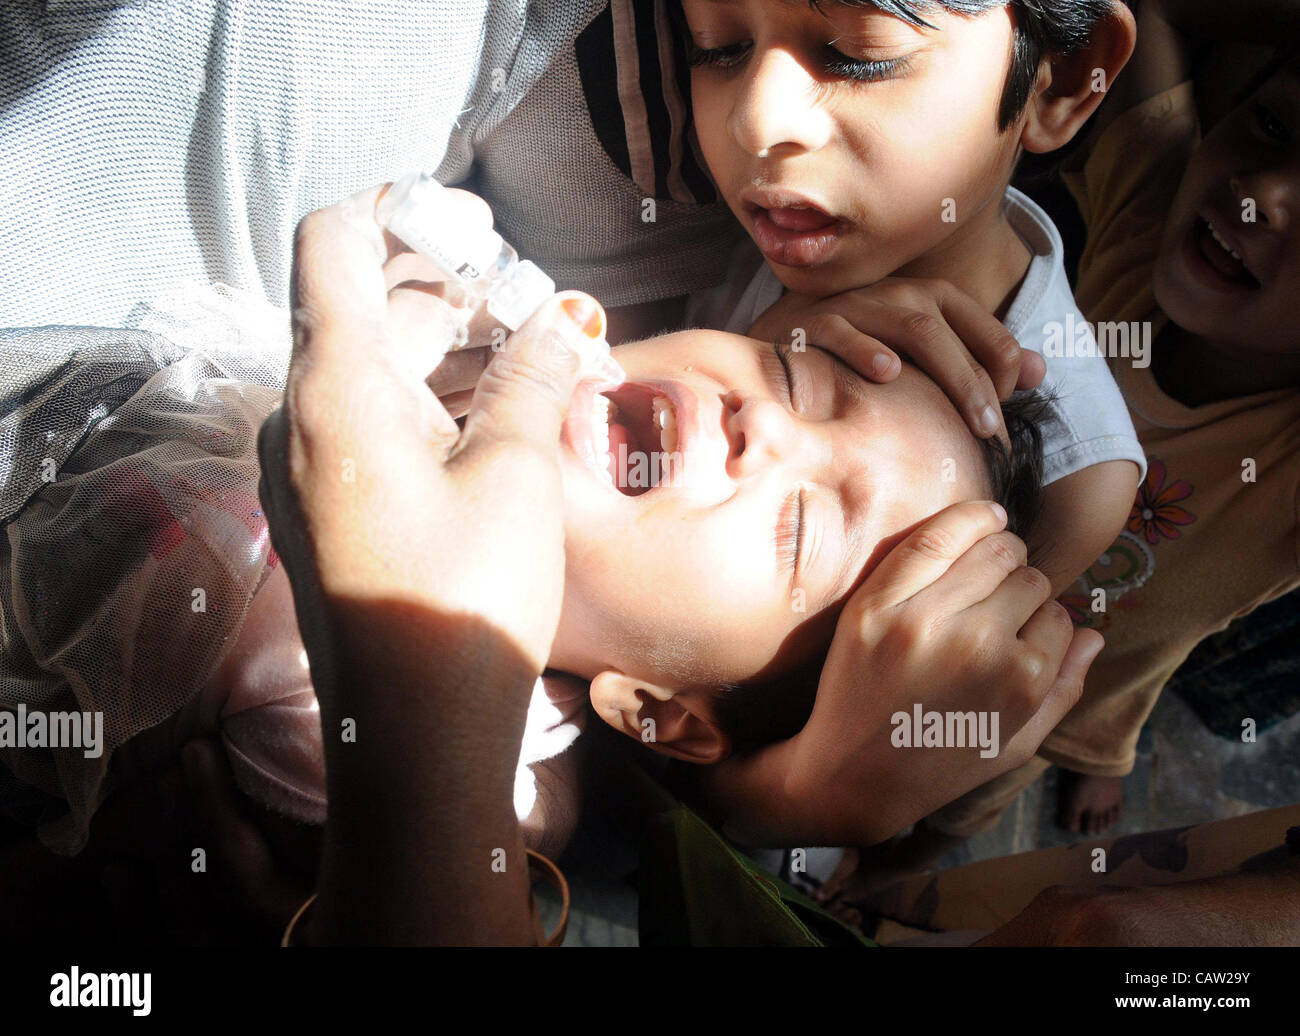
[
  {"xmin": 1031, "ymin": 461, "xmax": 1142, "ymax": 598},
  {"xmin": 978, "ymin": 854, "xmax": 1300, "ymax": 946},
  {"xmin": 518, "ymin": 747, "xmax": 583, "ymax": 860},
  {"xmin": 516, "ymin": 673, "xmax": 588, "ymax": 860}
]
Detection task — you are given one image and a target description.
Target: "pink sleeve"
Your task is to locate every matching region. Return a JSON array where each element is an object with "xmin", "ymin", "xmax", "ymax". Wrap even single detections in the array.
[{"xmin": 210, "ymin": 566, "xmax": 327, "ymax": 823}]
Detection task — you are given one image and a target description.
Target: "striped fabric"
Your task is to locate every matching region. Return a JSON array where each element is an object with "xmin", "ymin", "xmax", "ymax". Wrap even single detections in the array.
[{"xmin": 575, "ymin": 0, "xmax": 717, "ymax": 204}]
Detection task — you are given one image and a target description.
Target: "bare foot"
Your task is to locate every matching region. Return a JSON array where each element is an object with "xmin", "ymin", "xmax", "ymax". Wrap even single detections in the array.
[{"xmin": 1056, "ymin": 770, "xmax": 1124, "ymax": 836}]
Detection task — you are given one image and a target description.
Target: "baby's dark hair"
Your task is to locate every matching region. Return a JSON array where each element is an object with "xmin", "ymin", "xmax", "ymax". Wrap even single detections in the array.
[
  {"xmin": 712, "ymin": 389, "xmax": 1052, "ymax": 755},
  {"xmin": 810, "ymin": 1, "xmax": 1113, "ymax": 130}
]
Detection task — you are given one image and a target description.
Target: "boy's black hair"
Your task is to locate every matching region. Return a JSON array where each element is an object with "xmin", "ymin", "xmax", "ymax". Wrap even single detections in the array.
[
  {"xmin": 808, "ymin": 1, "xmax": 1114, "ymax": 131},
  {"xmin": 711, "ymin": 389, "xmax": 1053, "ymax": 755},
  {"xmin": 1234, "ymin": 40, "xmax": 1300, "ymax": 109}
]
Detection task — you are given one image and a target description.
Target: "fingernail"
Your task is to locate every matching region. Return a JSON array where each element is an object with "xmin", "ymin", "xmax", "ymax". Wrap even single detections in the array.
[
  {"xmin": 990, "ymin": 502, "xmax": 1007, "ymax": 525},
  {"xmin": 560, "ymin": 296, "xmax": 605, "ymax": 340},
  {"xmin": 872, "ymin": 353, "xmax": 894, "ymax": 378},
  {"xmin": 588, "ymin": 351, "xmax": 627, "ymax": 389},
  {"xmin": 550, "ymin": 294, "xmax": 625, "ymax": 384},
  {"xmin": 978, "ymin": 404, "xmax": 1000, "ymax": 437}
]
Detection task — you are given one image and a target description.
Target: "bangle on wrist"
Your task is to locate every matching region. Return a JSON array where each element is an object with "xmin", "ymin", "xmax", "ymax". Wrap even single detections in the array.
[{"xmin": 280, "ymin": 850, "xmax": 570, "ymax": 946}]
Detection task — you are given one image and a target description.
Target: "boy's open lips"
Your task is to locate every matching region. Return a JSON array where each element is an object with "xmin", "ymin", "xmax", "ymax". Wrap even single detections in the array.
[
  {"xmin": 562, "ymin": 380, "xmax": 692, "ymax": 496},
  {"xmin": 741, "ymin": 188, "xmax": 849, "ymax": 268},
  {"xmin": 1182, "ymin": 212, "xmax": 1262, "ymax": 292}
]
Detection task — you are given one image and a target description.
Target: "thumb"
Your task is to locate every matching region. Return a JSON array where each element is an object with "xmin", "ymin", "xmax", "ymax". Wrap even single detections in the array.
[{"xmin": 462, "ymin": 290, "xmax": 622, "ymax": 451}]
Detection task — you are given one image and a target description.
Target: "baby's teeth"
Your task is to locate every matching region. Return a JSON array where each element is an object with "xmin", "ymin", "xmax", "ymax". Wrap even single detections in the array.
[
  {"xmin": 652, "ymin": 396, "xmax": 678, "ymax": 453},
  {"xmin": 592, "ymin": 394, "xmax": 611, "ymax": 458}
]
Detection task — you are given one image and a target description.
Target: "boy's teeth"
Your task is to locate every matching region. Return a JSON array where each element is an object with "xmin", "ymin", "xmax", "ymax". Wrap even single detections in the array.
[
  {"xmin": 1207, "ymin": 219, "xmax": 1243, "ymax": 261},
  {"xmin": 652, "ymin": 396, "xmax": 678, "ymax": 454}
]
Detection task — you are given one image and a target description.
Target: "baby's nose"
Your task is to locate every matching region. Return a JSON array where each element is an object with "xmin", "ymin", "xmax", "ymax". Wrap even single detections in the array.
[{"xmin": 723, "ymin": 391, "xmax": 822, "ymax": 478}]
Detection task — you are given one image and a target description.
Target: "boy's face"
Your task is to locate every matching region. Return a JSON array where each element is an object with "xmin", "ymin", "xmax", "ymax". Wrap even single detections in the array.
[
  {"xmin": 679, "ymin": 0, "xmax": 1024, "ymax": 297},
  {"xmin": 1154, "ymin": 63, "xmax": 1300, "ymax": 354},
  {"xmin": 550, "ymin": 329, "xmax": 989, "ymax": 692}
]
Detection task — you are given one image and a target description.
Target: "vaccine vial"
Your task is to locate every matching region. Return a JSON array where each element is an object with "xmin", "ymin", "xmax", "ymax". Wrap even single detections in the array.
[
  {"xmin": 377, "ymin": 172, "xmax": 558, "ymax": 333},
  {"xmin": 378, "ymin": 172, "xmax": 625, "ymax": 387}
]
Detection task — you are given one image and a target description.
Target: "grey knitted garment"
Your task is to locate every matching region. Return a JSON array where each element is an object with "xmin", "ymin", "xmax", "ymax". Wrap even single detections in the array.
[{"xmin": 0, "ymin": 0, "xmax": 746, "ymax": 328}]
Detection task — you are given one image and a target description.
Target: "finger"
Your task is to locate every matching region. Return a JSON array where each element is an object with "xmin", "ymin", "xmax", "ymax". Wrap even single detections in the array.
[
  {"xmin": 438, "ymin": 389, "xmax": 476, "ymax": 420},
  {"xmin": 380, "ymin": 186, "xmax": 493, "ymax": 306},
  {"xmin": 915, "ymin": 530, "xmax": 1027, "ymax": 613},
  {"xmin": 291, "ymin": 188, "xmax": 465, "ymax": 460},
  {"xmin": 427, "ymin": 345, "xmax": 492, "ymax": 399},
  {"xmin": 256, "ymin": 408, "xmax": 309, "ymax": 568},
  {"xmin": 1017, "ymin": 596, "xmax": 1076, "ymax": 663},
  {"xmin": 291, "ymin": 185, "xmax": 395, "ymax": 360},
  {"xmin": 848, "ymin": 500, "xmax": 1008, "ymax": 612},
  {"xmin": 930, "ymin": 285, "xmax": 1028, "ymax": 400},
  {"xmin": 291, "ymin": 183, "xmax": 488, "ymax": 374},
  {"xmin": 1002, "ymin": 629, "xmax": 1104, "ymax": 759},
  {"xmin": 1003, "ymin": 597, "xmax": 1077, "ymax": 725},
  {"xmin": 1018, "ymin": 349, "xmax": 1047, "ymax": 391},
  {"xmin": 383, "ymin": 250, "xmax": 456, "ymax": 292},
  {"xmin": 869, "ymin": 302, "xmax": 1006, "ymax": 441},
  {"xmin": 971, "ymin": 563, "xmax": 1057, "ymax": 634},
  {"xmin": 801, "ymin": 312, "xmax": 900, "ymax": 381},
  {"xmin": 459, "ymin": 290, "xmax": 612, "ymax": 456},
  {"xmin": 832, "ymin": 904, "xmax": 863, "ymax": 929},
  {"xmin": 385, "ymin": 284, "xmax": 468, "ymax": 380}
]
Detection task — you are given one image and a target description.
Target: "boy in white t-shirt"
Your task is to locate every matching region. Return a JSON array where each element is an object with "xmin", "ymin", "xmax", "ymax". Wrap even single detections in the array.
[
  {"xmin": 669, "ymin": 0, "xmax": 1151, "ymax": 878},
  {"xmin": 674, "ymin": 0, "xmax": 1147, "ymax": 596}
]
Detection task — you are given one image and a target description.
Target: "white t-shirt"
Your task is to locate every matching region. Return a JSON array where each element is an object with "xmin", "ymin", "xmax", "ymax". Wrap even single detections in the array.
[{"xmin": 683, "ymin": 187, "xmax": 1148, "ymax": 487}]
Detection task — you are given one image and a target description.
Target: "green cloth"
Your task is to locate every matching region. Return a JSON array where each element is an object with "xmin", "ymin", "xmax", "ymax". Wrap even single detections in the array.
[{"xmin": 638, "ymin": 803, "xmax": 876, "ymax": 948}]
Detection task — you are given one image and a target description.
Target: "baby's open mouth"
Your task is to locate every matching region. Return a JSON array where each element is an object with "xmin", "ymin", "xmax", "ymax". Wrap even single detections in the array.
[{"xmin": 589, "ymin": 384, "xmax": 678, "ymax": 496}]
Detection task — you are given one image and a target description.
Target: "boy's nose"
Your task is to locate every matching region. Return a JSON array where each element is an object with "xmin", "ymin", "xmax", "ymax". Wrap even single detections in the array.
[
  {"xmin": 1232, "ymin": 170, "xmax": 1293, "ymax": 232},
  {"xmin": 723, "ymin": 391, "xmax": 824, "ymax": 479},
  {"xmin": 727, "ymin": 48, "xmax": 833, "ymax": 158}
]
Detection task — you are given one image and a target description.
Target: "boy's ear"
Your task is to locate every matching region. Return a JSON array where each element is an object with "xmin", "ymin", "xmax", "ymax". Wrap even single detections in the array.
[
  {"xmin": 589, "ymin": 670, "xmax": 731, "ymax": 764},
  {"xmin": 1020, "ymin": 3, "xmax": 1137, "ymax": 154}
]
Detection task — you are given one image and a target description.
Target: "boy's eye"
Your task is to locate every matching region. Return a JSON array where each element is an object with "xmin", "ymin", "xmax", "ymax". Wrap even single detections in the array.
[
  {"xmin": 685, "ymin": 40, "xmax": 751, "ymax": 70},
  {"xmin": 819, "ymin": 46, "xmax": 907, "ymax": 83},
  {"xmin": 685, "ymin": 39, "xmax": 907, "ymax": 83},
  {"xmin": 1254, "ymin": 103, "xmax": 1290, "ymax": 143}
]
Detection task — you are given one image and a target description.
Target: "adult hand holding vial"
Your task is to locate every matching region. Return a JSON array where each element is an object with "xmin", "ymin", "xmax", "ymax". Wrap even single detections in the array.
[{"xmin": 376, "ymin": 172, "xmax": 624, "ymax": 389}]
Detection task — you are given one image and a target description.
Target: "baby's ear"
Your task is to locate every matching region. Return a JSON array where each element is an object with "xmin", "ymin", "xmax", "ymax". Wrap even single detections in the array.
[
  {"xmin": 1020, "ymin": 3, "xmax": 1137, "ymax": 154},
  {"xmin": 588, "ymin": 670, "xmax": 731, "ymax": 764}
]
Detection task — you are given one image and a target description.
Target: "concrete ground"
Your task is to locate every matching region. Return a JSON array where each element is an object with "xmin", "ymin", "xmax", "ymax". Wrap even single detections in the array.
[
  {"xmin": 545, "ymin": 689, "xmax": 1300, "ymax": 946},
  {"xmin": 948, "ymin": 689, "xmax": 1300, "ymax": 868}
]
